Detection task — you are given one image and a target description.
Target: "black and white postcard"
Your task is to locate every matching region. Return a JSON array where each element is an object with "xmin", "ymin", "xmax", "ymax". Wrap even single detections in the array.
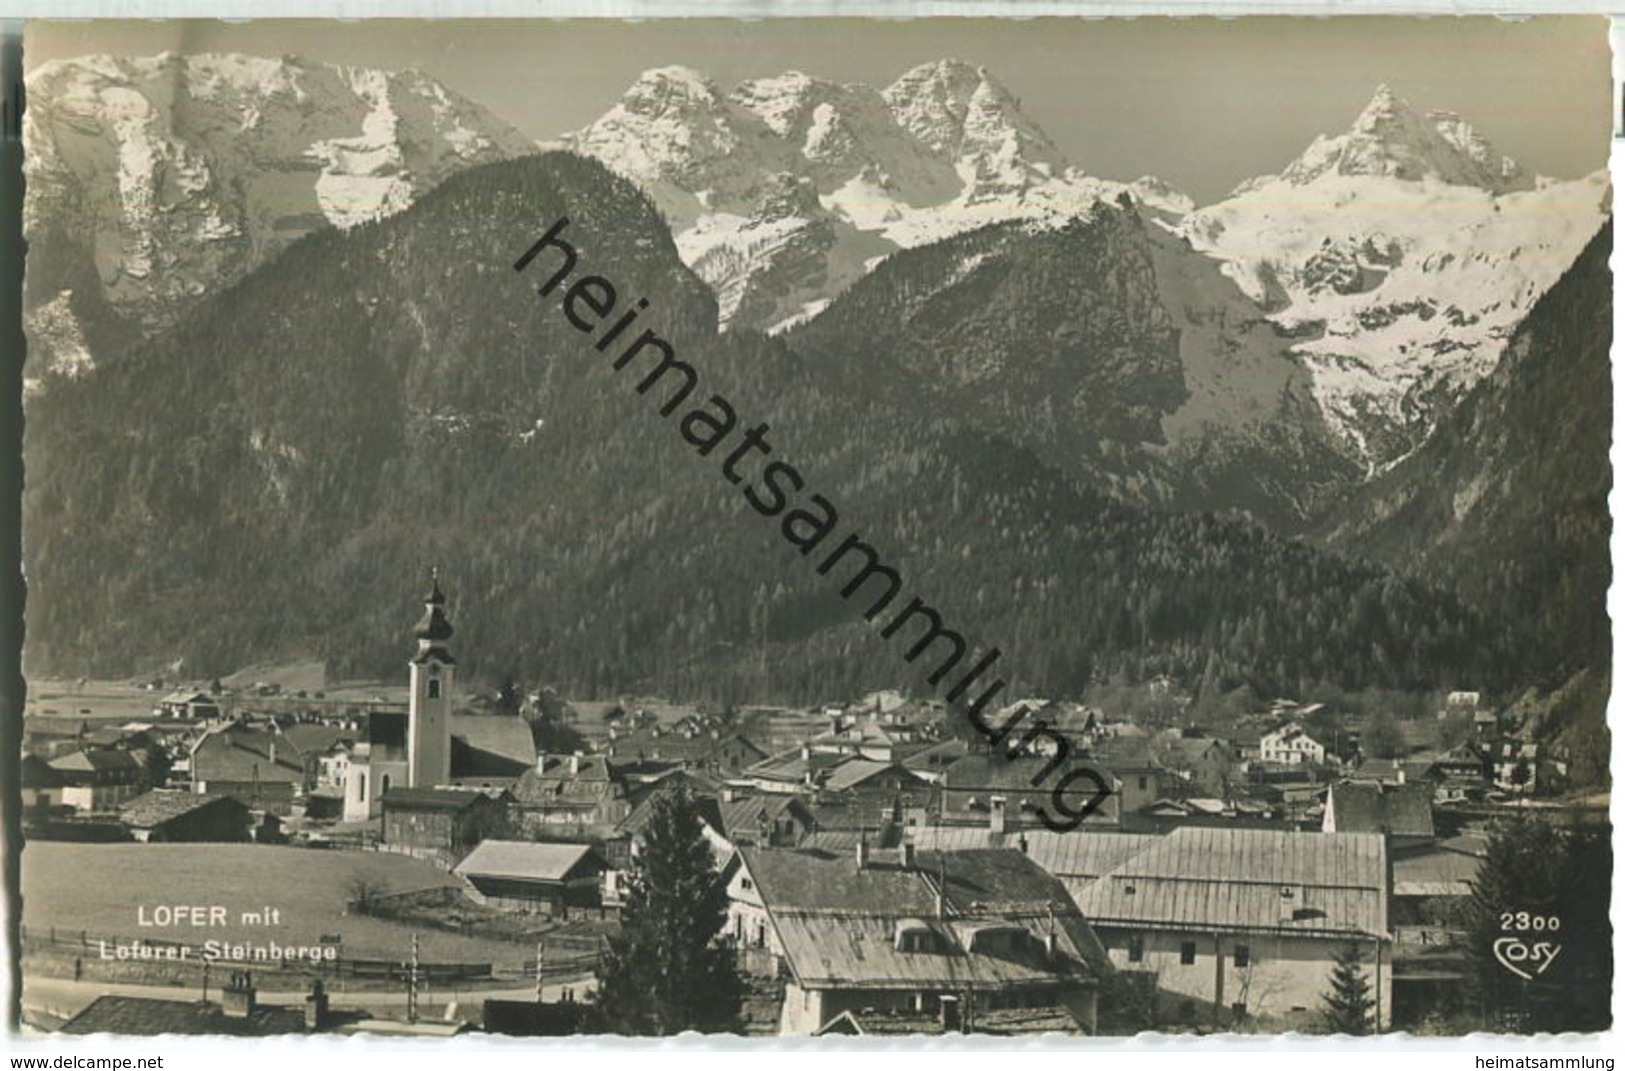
[{"xmin": 13, "ymin": 16, "xmax": 1614, "ymax": 1038}]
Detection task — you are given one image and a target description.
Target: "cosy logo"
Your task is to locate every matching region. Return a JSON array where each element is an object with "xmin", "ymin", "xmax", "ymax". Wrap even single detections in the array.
[{"xmin": 1493, "ymin": 936, "xmax": 1562, "ymax": 981}]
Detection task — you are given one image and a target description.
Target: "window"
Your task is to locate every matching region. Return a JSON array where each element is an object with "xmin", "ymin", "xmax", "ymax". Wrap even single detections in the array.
[
  {"xmin": 1234, "ymin": 944, "xmax": 1251, "ymax": 968},
  {"xmin": 1127, "ymin": 934, "xmax": 1145, "ymax": 963},
  {"xmin": 740, "ymin": 877, "xmax": 753, "ymax": 890},
  {"xmin": 427, "ymin": 679, "xmax": 442, "ymax": 699},
  {"xmin": 1137, "ymin": 776, "xmax": 1148, "ymax": 791},
  {"xmin": 1180, "ymin": 941, "xmax": 1197, "ymax": 965}
]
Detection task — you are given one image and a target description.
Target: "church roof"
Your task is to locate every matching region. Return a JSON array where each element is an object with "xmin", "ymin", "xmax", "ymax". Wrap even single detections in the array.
[{"xmin": 413, "ymin": 574, "xmax": 455, "ymax": 644}]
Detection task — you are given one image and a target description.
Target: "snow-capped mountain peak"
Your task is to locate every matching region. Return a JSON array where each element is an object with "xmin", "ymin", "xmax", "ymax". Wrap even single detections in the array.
[
  {"xmin": 24, "ymin": 50, "xmax": 536, "ymax": 381},
  {"xmin": 564, "ymin": 58, "xmax": 1190, "ymax": 333},
  {"xmin": 1181, "ymin": 83, "xmax": 1604, "ymax": 470},
  {"xmin": 882, "ymin": 58, "xmax": 1072, "ymax": 196},
  {"xmin": 1272, "ymin": 83, "xmax": 1533, "ymax": 194}
]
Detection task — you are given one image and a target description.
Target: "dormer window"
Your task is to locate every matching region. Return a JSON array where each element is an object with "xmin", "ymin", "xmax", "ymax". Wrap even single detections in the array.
[{"xmin": 894, "ymin": 919, "xmax": 939, "ymax": 954}]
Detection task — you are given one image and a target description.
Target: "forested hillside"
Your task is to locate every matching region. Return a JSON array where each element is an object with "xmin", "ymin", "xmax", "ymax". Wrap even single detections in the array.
[{"xmin": 23, "ymin": 153, "xmax": 1521, "ymax": 704}]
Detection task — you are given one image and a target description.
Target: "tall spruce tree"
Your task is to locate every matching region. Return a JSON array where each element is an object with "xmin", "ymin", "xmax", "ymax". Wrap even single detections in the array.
[
  {"xmin": 595, "ymin": 787, "xmax": 744, "ymax": 1034},
  {"xmin": 1321, "ymin": 943, "xmax": 1376, "ymax": 1035}
]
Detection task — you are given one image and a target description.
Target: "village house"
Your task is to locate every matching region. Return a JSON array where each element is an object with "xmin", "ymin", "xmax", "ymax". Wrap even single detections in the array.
[
  {"xmin": 188, "ymin": 721, "xmax": 313, "ymax": 815},
  {"xmin": 380, "ymin": 786, "xmax": 512, "ymax": 863},
  {"xmin": 510, "ymin": 752, "xmax": 631, "ymax": 835},
  {"xmin": 739, "ymin": 745, "xmax": 851, "ymax": 795},
  {"xmin": 1258, "ymin": 722, "xmax": 1328, "ymax": 766},
  {"xmin": 23, "ymin": 714, "xmax": 92, "ymax": 759},
  {"xmin": 1071, "ymin": 827, "xmax": 1391, "ymax": 1029},
  {"xmin": 1323, "ymin": 781, "xmax": 1436, "ymax": 844},
  {"xmin": 809, "ymin": 758, "xmax": 933, "ymax": 829},
  {"xmin": 156, "ymin": 689, "xmax": 221, "ymax": 720},
  {"xmin": 454, "ymin": 839, "xmax": 608, "ymax": 914},
  {"xmin": 718, "ymin": 793, "xmax": 818, "ymax": 849},
  {"xmin": 937, "ymin": 754, "xmax": 1121, "ymax": 829},
  {"xmin": 61, "ymin": 973, "xmax": 315, "ymax": 1036},
  {"xmin": 725, "ymin": 844, "xmax": 1110, "ymax": 1035},
  {"xmin": 603, "ymin": 722, "xmax": 768, "ymax": 780},
  {"xmin": 49, "ymin": 747, "xmax": 148, "ymax": 813},
  {"xmin": 1493, "ymin": 740, "xmax": 1556, "ymax": 794},
  {"xmin": 20, "ymin": 754, "xmax": 68, "ymax": 811},
  {"xmin": 900, "ymin": 738, "xmax": 969, "ymax": 785},
  {"xmin": 119, "ymin": 790, "xmax": 252, "ymax": 842},
  {"xmin": 1428, "ymin": 743, "xmax": 1490, "ymax": 784},
  {"xmin": 1151, "ymin": 731, "xmax": 1239, "ymax": 797}
]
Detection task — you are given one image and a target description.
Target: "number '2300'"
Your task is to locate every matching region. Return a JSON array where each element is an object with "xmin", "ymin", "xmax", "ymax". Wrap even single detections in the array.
[{"xmin": 1500, "ymin": 912, "xmax": 1560, "ymax": 932}]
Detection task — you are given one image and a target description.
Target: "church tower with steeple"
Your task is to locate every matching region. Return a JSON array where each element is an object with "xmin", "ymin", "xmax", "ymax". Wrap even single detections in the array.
[{"xmin": 407, "ymin": 572, "xmax": 456, "ymax": 788}]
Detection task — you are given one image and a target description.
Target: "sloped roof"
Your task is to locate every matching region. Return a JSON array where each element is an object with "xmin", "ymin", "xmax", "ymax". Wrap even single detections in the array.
[
  {"xmin": 604, "ymin": 726, "xmax": 766, "ymax": 771},
  {"xmin": 451, "ymin": 715, "xmax": 536, "ymax": 778},
  {"xmin": 902, "ymin": 738, "xmax": 969, "ymax": 772},
  {"xmin": 1393, "ymin": 847, "xmax": 1482, "ymax": 897},
  {"xmin": 744, "ymin": 746, "xmax": 848, "ymax": 784},
  {"xmin": 912, "ymin": 828, "xmax": 1162, "ymax": 885},
  {"xmin": 279, "ymin": 723, "xmax": 350, "ymax": 755},
  {"xmin": 50, "ymin": 748, "xmax": 144, "ymax": 775},
  {"xmin": 120, "ymin": 790, "xmax": 245, "ymax": 828},
  {"xmin": 21, "ymin": 753, "xmax": 67, "ymax": 788},
  {"xmin": 511, "ymin": 754, "xmax": 621, "ymax": 806},
  {"xmin": 1071, "ymin": 828, "xmax": 1387, "ymax": 938},
  {"xmin": 741, "ymin": 845, "xmax": 1108, "ymax": 992},
  {"xmin": 381, "ymin": 787, "xmax": 493, "ymax": 811},
  {"xmin": 24, "ymin": 715, "xmax": 89, "ymax": 738},
  {"xmin": 1328, "ymin": 781, "xmax": 1435, "ymax": 837},
  {"xmin": 616, "ymin": 778, "xmax": 725, "ymax": 840},
  {"xmin": 454, "ymin": 840, "xmax": 602, "ymax": 883},
  {"xmin": 62, "ymin": 995, "xmax": 305, "ymax": 1036},
  {"xmin": 771, "ymin": 912, "xmax": 1099, "ymax": 992},
  {"xmin": 189, "ymin": 725, "xmax": 307, "ymax": 782},
  {"xmin": 822, "ymin": 759, "xmax": 920, "ymax": 793},
  {"xmin": 718, "ymin": 795, "xmax": 809, "ymax": 839}
]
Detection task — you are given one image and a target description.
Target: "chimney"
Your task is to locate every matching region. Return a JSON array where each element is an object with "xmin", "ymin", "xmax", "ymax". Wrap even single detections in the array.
[
  {"xmin": 855, "ymin": 833, "xmax": 870, "ymax": 870},
  {"xmin": 1043, "ymin": 930, "xmax": 1058, "ymax": 960},
  {"xmin": 221, "ymin": 971, "xmax": 255, "ymax": 1018},
  {"xmin": 536, "ymin": 752, "xmax": 549, "ymax": 772},
  {"xmin": 569, "ymin": 752, "xmax": 581, "ymax": 775},
  {"xmin": 989, "ymin": 795, "xmax": 1007, "ymax": 835},
  {"xmin": 1016, "ymin": 832, "xmax": 1029, "ymax": 855},
  {"xmin": 901, "ymin": 842, "xmax": 917, "ymax": 870},
  {"xmin": 800, "ymin": 744, "xmax": 812, "ymax": 762},
  {"xmin": 304, "ymin": 979, "xmax": 330, "ymax": 1031}
]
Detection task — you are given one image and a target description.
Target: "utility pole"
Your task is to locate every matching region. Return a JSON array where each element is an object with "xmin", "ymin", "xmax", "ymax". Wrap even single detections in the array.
[
  {"xmin": 406, "ymin": 933, "xmax": 420, "ymax": 1023},
  {"xmin": 535, "ymin": 939, "xmax": 546, "ymax": 1003}
]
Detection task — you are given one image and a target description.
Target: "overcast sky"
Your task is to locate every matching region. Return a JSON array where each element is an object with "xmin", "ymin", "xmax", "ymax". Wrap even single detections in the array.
[{"xmin": 26, "ymin": 17, "xmax": 1611, "ymax": 204}]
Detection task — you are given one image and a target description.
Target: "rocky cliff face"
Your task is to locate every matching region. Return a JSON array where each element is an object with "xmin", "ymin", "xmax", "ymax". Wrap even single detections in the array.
[
  {"xmin": 24, "ymin": 52, "xmax": 536, "ymax": 385},
  {"xmin": 566, "ymin": 59, "xmax": 1167, "ymax": 335},
  {"xmin": 1181, "ymin": 85, "xmax": 1609, "ymax": 470}
]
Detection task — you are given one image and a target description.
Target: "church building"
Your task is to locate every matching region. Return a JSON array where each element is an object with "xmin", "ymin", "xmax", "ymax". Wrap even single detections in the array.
[{"xmin": 342, "ymin": 576, "xmax": 457, "ymax": 821}]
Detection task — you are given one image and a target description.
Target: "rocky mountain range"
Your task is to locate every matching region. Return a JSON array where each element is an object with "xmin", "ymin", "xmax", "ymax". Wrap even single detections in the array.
[
  {"xmin": 18, "ymin": 53, "xmax": 1611, "ymax": 737},
  {"xmin": 539, "ymin": 69, "xmax": 1612, "ymax": 531},
  {"xmin": 23, "ymin": 52, "xmax": 536, "ymax": 384}
]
